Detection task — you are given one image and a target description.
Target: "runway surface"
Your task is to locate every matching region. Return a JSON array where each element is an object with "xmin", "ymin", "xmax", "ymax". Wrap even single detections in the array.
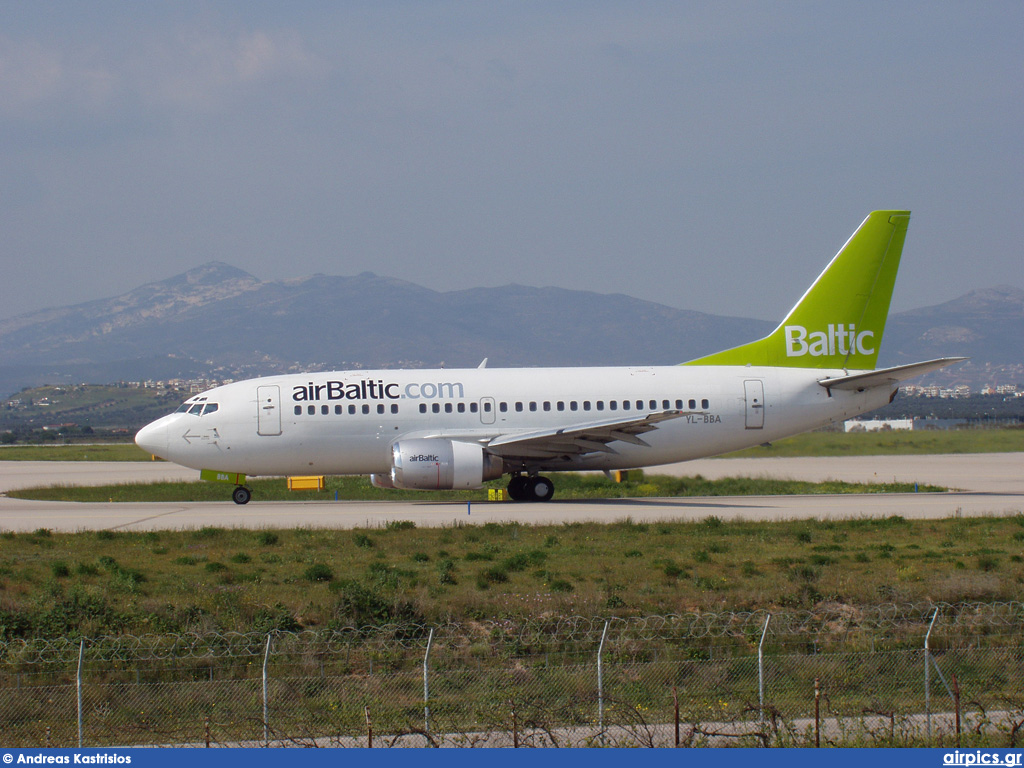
[{"xmin": 0, "ymin": 453, "xmax": 1021, "ymax": 532}]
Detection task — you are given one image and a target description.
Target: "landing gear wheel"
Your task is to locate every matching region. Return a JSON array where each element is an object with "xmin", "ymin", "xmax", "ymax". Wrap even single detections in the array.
[
  {"xmin": 526, "ymin": 476, "xmax": 554, "ymax": 502},
  {"xmin": 232, "ymin": 486, "xmax": 252, "ymax": 505},
  {"xmin": 507, "ymin": 475, "xmax": 528, "ymax": 501}
]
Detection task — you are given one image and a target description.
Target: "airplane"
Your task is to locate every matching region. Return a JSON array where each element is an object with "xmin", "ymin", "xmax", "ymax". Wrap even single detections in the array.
[{"xmin": 135, "ymin": 211, "xmax": 963, "ymax": 505}]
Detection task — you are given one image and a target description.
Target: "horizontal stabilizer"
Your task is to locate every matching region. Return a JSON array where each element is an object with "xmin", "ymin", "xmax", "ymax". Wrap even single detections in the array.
[{"xmin": 818, "ymin": 357, "xmax": 968, "ymax": 392}]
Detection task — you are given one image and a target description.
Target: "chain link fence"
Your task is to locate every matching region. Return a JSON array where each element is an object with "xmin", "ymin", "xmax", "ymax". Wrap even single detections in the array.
[{"xmin": 2, "ymin": 602, "xmax": 1023, "ymax": 747}]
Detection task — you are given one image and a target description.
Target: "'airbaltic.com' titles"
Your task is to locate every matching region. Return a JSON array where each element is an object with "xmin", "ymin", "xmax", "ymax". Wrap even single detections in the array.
[{"xmin": 136, "ymin": 211, "xmax": 963, "ymax": 504}]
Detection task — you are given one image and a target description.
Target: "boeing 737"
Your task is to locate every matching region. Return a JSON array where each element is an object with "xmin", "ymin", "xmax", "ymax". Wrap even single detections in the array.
[{"xmin": 135, "ymin": 211, "xmax": 962, "ymax": 504}]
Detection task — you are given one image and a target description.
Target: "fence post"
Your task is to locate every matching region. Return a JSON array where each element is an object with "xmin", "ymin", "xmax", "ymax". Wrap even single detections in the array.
[
  {"xmin": 77, "ymin": 639, "xmax": 84, "ymax": 748},
  {"xmin": 758, "ymin": 613, "xmax": 771, "ymax": 723},
  {"xmin": 597, "ymin": 620, "xmax": 609, "ymax": 736},
  {"xmin": 814, "ymin": 677, "xmax": 820, "ymax": 747},
  {"xmin": 925, "ymin": 607, "xmax": 939, "ymax": 743},
  {"xmin": 262, "ymin": 634, "xmax": 272, "ymax": 745},
  {"xmin": 424, "ymin": 627, "xmax": 435, "ymax": 738}
]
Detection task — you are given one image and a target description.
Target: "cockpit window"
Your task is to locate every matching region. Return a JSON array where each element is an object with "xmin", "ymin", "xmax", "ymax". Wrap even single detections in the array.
[
  {"xmin": 188, "ymin": 403, "xmax": 204, "ymax": 414},
  {"xmin": 202, "ymin": 403, "xmax": 218, "ymax": 415},
  {"xmin": 175, "ymin": 403, "xmax": 191, "ymax": 413}
]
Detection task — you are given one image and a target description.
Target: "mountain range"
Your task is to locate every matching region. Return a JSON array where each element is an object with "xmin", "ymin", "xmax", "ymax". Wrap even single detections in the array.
[{"xmin": 1, "ymin": 263, "xmax": 1021, "ymax": 397}]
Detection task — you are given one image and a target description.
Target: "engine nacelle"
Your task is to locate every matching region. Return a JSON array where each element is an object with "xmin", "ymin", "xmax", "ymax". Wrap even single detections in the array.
[{"xmin": 388, "ymin": 438, "xmax": 503, "ymax": 490}]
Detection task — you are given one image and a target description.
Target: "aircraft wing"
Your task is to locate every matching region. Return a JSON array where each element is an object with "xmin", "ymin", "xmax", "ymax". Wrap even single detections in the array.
[
  {"xmin": 484, "ymin": 411, "xmax": 686, "ymax": 460},
  {"xmin": 817, "ymin": 357, "xmax": 968, "ymax": 392}
]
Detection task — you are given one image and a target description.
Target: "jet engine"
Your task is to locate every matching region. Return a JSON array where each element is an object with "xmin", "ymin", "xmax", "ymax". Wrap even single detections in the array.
[{"xmin": 371, "ymin": 439, "xmax": 503, "ymax": 491}]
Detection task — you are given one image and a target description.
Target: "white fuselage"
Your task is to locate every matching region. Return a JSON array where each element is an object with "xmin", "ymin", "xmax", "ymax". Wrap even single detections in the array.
[{"xmin": 135, "ymin": 365, "xmax": 891, "ymax": 477}]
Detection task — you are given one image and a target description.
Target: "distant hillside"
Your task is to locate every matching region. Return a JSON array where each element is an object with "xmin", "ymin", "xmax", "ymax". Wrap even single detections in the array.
[{"xmin": 0, "ymin": 263, "xmax": 1021, "ymax": 396}]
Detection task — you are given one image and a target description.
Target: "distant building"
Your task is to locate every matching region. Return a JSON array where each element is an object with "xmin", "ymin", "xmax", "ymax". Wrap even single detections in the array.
[
  {"xmin": 844, "ymin": 419, "xmax": 914, "ymax": 432},
  {"xmin": 844, "ymin": 417, "xmax": 967, "ymax": 432}
]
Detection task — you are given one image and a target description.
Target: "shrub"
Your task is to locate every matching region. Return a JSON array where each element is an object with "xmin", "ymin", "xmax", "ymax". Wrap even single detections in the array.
[
  {"xmin": 257, "ymin": 531, "xmax": 279, "ymax": 546},
  {"xmin": 476, "ymin": 568, "xmax": 509, "ymax": 589},
  {"xmin": 386, "ymin": 520, "xmax": 416, "ymax": 531},
  {"xmin": 437, "ymin": 558, "xmax": 457, "ymax": 585},
  {"xmin": 303, "ymin": 563, "xmax": 334, "ymax": 582},
  {"xmin": 353, "ymin": 533, "xmax": 374, "ymax": 549}
]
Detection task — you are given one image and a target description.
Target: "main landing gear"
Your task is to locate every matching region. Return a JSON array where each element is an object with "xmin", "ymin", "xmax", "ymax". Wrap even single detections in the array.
[
  {"xmin": 507, "ymin": 474, "xmax": 555, "ymax": 502},
  {"xmin": 232, "ymin": 486, "xmax": 252, "ymax": 505}
]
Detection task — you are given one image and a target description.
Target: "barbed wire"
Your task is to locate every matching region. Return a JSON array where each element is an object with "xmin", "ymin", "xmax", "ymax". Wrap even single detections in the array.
[{"xmin": 2, "ymin": 602, "xmax": 1020, "ymax": 666}]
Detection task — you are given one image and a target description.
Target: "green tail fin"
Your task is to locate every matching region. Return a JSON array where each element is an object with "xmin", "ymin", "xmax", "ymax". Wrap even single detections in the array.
[{"xmin": 684, "ymin": 210, "xmax": 910, "ymax": 370}]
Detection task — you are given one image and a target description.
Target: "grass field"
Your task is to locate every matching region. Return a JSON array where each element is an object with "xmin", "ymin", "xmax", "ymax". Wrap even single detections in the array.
[
  {"xmin": 1, "ymin": 514, "xmax": 1022, "ymax": 639},
  {"xmin": 0, "ymin": 443, "xmax": 152, "ymax": 461},
  {"xmin": 9, "ymin": 472, "xmax": 942, "ymax": 503},
  {"xmin": 1, "ymin": 427, "xmax": 1021, "ymax": 463},
  {"xmin": 722, "ymin": 426, "xmax": 1024, "ymax": 457}
]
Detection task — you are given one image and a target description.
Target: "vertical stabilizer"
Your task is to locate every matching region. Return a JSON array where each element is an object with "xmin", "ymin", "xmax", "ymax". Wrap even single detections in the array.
[{"xmin": 684, "ymin": 211, "xmax": 909, "ymax": 370}]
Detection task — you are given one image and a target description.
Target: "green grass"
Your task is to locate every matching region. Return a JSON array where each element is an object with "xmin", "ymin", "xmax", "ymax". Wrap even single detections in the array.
[
  {"xmin": 1, "ymin": 514, "xmax": 1023, "ymax": 639},
  {"xmin": 723, "ymin": 427, "xmax": 1024, "ymax": 457},
  {"xmin": 2, "ymin": 427, "xmax": 1021, "ymax": 462},
  {"xmin": 8, "ymin": 472, "xmax": 943, "ymax": 503},
  {"xmin": 0, "ymin": 444, "xmax": 155, "ymax": 461}
]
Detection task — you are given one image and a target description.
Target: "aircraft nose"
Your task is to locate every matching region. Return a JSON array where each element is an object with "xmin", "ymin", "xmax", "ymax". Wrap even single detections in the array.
[{"xmin": 135, "ymin": 419, "xmax": 169, "ymax": 458}]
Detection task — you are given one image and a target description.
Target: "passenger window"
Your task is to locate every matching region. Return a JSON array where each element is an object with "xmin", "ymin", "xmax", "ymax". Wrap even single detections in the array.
[
  {"xmin": 349, "ymin": 405, "xmax": 356, "ymax": 415},
  {"xmin": 662, "ymin": 400, "xmax": 670, "ymax": 409},
  {"xmin": 557, "ymin": 401, "xmax": 565, "ymax": 411},
  {"xmin": 335, "ymin": 405, "xmax": 343, "ymax": 415},
  {"xmin": 294, "ymin": 405, "xmax": 302, "ymax": 416},
  {"xmin": 688, "ymin": 399, "xmax": 696, "ymax": 409},
  {"xmin": 307, "ymin": 405, "xmax": 315, "ymax": 415},
  {"xmin": 377, "ymin": 404, "xmax": 385, "ymax": 414},
  {"xmin": 677, "ymin": 399, "xmax": 684, "ymax": 409},
  {"xmin": 457, "ymin": 403, "xmax": 465, "ymax": 413},
  {"xmin": 515, "ymin": 402, "xmax": 523, "ymax": 412},
  {"xmin": 636, "ymin": 400, "xmax": 643, "ymax": 410},
  {"xmin": 570, "ymin": 401, "xmax": 578, "ymax": 411},
  {"xmin": 419, "ymin": 404, "xmax": 427, "ymax": 414},
  {"xmin": 500, "ymin": 402, "xmax": 508, "ymax": 413},
  {"xmin": 444, "ymin": 403, "xmax": 452, "ymax": 413},
  {"xmin": 583, "ymin": 401, "xmax": 591, "ymax": 411},
  {"xmin": 321, "ymin": 405, "xmax": 329, "ymax": 415},
  {"xmin": 702, "ymin": 399, "xmax": 710, "ymax": 409},
  {"xmin": 471, "ymin": 402, "xmax": 479, "ymax": 413},
  {"xmin": 596, "ymin": 401, "xmax": 604, "ymax": 411},
  {"xmin": 432, "ymin": 403, "xmax": 440, "ymax": 414},
  {"xmin": 649, "ymin": 400, "xmax": 657, "ymax": 410},
  {"xmin": 608, "ymin": 401, "xmax": 617, "ymax": 411},
  {"xmin": 362, "ymin": 404, "xmax": 370, "ymax": 415},
  {"xmin": 391, "ymin": 404, "xmax": 399, "ymax": 414},
  {"xmin": 529, "ymin": 402, "xmax": 537, "ymax": 412}
]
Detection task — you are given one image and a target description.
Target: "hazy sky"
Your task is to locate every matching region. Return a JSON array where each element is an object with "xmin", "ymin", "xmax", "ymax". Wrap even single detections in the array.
[{"xmin": 2, "ymin": 2, "xmax": 1021, "ymax": 322}]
